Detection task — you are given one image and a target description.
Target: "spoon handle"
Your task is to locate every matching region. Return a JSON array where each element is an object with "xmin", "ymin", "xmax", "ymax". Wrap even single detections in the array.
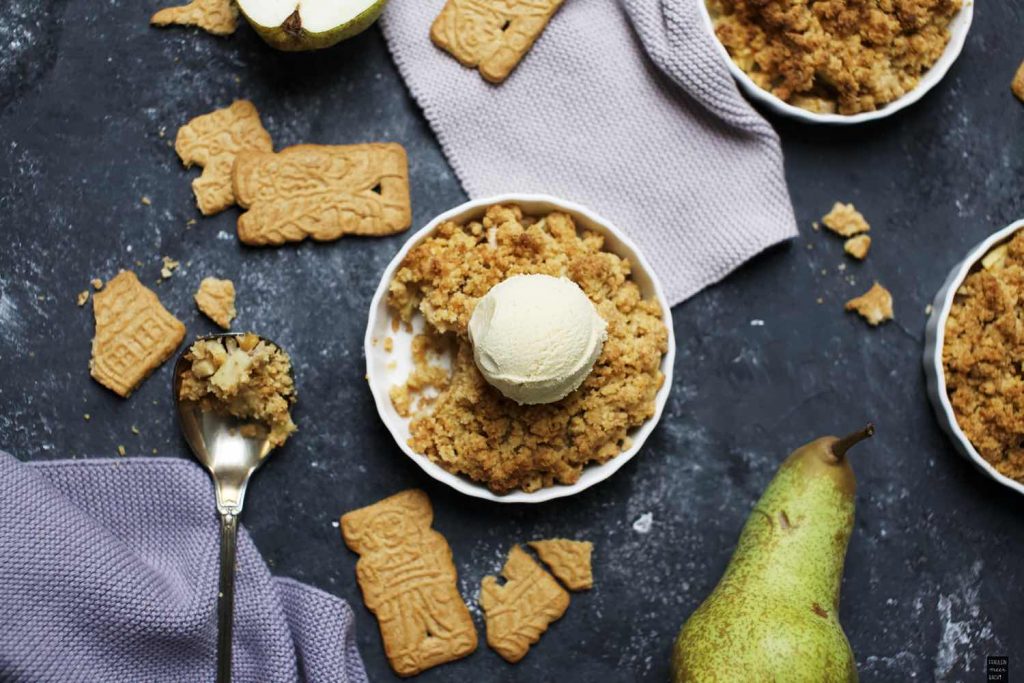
[{"xmin": 216, "ymin": 512, "xmax": 239, "ymax": 683}]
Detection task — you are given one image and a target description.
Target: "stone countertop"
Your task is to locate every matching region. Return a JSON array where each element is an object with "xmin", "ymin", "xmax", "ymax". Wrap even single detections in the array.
[{"xmin": 1, "ymin": 1, "xmax": 1022, "ymax": 681}]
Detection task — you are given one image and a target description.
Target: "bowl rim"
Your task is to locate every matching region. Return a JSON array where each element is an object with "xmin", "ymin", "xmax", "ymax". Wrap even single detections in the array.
[
  {"xmin": 697, "ymin": 0, "xmax": 974, "ymax": 125},
  {"xmin": 364, "ymin": 193, "xmax": 677, "ymax": 504},
  {"xmin": 927, "ymin": 218, "xmax": 1024, "ymax": 497}
]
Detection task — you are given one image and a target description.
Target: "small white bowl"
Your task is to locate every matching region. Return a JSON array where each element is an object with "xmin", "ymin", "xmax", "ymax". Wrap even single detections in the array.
[
  {"xmin": 924, "ymin": 219, "xmax": 1024, "ymax": 497},
  {"xmin": 698, "ymin": 0, "xmax": 974, "ymax": 124},
  {"xmin": 364, "ymin": 194, "xmax": 676, "ymax": 504}
]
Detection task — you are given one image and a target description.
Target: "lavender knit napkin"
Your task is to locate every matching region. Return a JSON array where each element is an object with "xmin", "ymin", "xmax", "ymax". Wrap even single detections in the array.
[
  {"xmin": 381, "ymin": 0, "xmax": 798, "ymax": 305},
  {"xmin": 0, "ymin": 452, "xmax": 367, "ymax": 683}
]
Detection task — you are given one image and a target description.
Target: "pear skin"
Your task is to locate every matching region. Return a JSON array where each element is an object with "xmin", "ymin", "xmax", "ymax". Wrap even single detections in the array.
[
  {"xmin": 672, "ymin": 426, "xmax": 874, "ymax": 683},
  {"xmin": 239, "ymin": 0, "xmax": 386, "ymax": 52}
]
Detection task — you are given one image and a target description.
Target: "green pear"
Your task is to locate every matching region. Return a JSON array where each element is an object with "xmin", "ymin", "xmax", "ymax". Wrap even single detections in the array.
[
  {"xmin": 672, "ymin": 425, "xmax": 874, "ymax": 683},
  {"xmin": 237, "ymin": 0, "xmax": 387, "ymax": 51}
]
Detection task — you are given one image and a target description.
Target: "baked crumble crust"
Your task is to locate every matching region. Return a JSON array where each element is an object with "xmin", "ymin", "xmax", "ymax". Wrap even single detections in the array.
[
  {"xmin": 386, "ymin": 204, "xmax": 669, "ymax": 494},
  {"xmin": 707, "ymin": 0, "xmax": 961, "ymax": 115},
  {"xmin": 178, "ymin": 333, "xmax": 297, "ymax": 447},
  {"xmin": 944, "ymin": 231, "xmax": 1024, "ymax": 482}
]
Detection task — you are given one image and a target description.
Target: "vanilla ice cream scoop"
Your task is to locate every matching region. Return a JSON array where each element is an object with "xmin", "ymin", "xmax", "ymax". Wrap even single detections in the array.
[{"xmin": 467, "ymin": 274, "xmax": 607, "ymax": 405}]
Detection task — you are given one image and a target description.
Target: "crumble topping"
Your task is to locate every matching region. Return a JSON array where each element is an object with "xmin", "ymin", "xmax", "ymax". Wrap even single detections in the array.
[
  {"xmin": 944, "ymin": 230, "xmax": 1024, "ymax": 482},
  {"xmin": 387, "ymin": 204, "xmax": 668, "ymax": 494},
  {"xmin": 707, "ymin": 0, "xmax": 961, "ymax": 114},
  {"xmin": 178, "ymin": 333, "xmax": 297, "ymax": 447}
]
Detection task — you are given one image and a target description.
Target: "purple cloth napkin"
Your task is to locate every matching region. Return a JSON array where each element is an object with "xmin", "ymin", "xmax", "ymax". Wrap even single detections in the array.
[{"xmin": 0, "ymin": 452, "xmax": 367, "ymax": 683}]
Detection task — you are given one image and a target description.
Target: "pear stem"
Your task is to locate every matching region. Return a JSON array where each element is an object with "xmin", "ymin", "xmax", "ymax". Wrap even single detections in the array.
[{"xmin": 830, "ymin": 423, "xmax": 875, "ymax": 461}]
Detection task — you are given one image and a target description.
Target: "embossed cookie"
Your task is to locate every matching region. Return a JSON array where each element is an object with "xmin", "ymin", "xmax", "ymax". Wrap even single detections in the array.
[
  {"xmin": 528, "ymin": 539, "xmax": 593, "ymax": 591},
  {"xmin": 232, "ymin": 143, "xmax": 411, "ymax": 246},
  {"xmin": 480, "ymin": 544, "xmax": 569, "ymax": 663},
  {"xmin": 194, "ymin": 277, "xmax": 236, "ymax": 329},
  {"xmin": 151, "ymin": 0, "xmax": 239, "ymax": 36},
  {"xmin": 175, "ymin": 100, "xmax": 273, "ymax": 215},
  {"xmin": 90, "ymin": 270, "xmax": 186, "ymax": 397},
  {"xmin": 341, "ymin": 490, "xmax": 477, "ymax": 677},
  {"xmin": 431, "ymin": 0, "xmax": 565, "ymax": 83}
]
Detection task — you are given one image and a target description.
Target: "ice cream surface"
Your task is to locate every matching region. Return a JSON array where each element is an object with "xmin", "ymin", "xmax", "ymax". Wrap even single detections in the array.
[{"xmin": 468, "ymin": 274, "xmax": 607, "ymax": 405}]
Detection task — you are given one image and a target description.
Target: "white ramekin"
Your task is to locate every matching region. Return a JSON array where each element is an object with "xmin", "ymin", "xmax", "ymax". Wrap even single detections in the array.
[
  {"xmin": 364, "ymin": 194, "xmax": 676, "ymax": 504},
  {"xmin": 698, "ymin": 0, "xmax": 974, "ymax": 125},
  {"xmin": 923, "ymin": 218, "xmax": 1024, "ymax": 497}
]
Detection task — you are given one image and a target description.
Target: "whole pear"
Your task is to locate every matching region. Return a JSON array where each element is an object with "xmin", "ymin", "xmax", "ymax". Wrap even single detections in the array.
[{"xmin": 672, "ymin": 425, "xmax": 874, "ymax": 683}]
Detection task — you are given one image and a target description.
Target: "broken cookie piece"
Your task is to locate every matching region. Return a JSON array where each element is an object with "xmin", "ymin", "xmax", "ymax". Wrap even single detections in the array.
[
  {"xmin": 431, "ymin": 0, "xmax": 566, "ymax": 84},
  {"xmin": 341, "ymin": 490, "xmax": 477, "ymax": 676},
  {"xmin": 528, "ymin": 539, "xmax": 593, "ymax": 591},
  {"xmin": 194, "ymin": 277, "xmax": 237, "ymax": 329},
  {"xmin": 90, "ymin": 270, "xmax": 186, "ymax": 397},
  {"xmin": 232, "ymin": 143, "xmax": 411, "ymax": 245},
  {"xmin": 175, "ymin": 100, "xmax": 273, "ymax": 215},
  {"xmin": 480, "ymin": 545, "xmax": 570, "ymax": 663},
  {"xmin": 843, "ymin": 235, "xmax": 871, "ymax": 260},
  {"xmin": 822, "ymin": 202, "xmax": 870, "ymax": 237},
  {"xmin": 845, "ymin": 282, "xmax": 893, "ymax": 326},
  {"xmin": 151, "ymin": 0, "xmax": 239, "ymax": 36},
  {"xmin": 177, "ymin": 333, "xmax": 297, "ymax": 447}
]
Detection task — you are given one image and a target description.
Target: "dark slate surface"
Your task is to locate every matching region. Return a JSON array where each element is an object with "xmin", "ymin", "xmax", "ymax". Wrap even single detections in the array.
[{"xmin": 1, "ymin": 1, "xmax": 1022, "ymax": 681}]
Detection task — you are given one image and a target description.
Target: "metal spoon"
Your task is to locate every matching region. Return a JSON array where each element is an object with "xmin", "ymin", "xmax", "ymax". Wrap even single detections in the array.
[{"xmin": 172, "ymin": 333, "xmax": 289, "ymax": 683}]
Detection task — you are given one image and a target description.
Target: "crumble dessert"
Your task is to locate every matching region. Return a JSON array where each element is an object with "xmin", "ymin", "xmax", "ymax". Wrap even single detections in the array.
[
  {"xmin": 944, "ymin": 231, "xmax": 1024, "ymax": 482},
  {"xmin": 707, "ymin": 0, "xmax": 962, "ymax": 114},
  {"xmin": 845, "ymin": 282, "xmax": 893, "ymax": 325},
  {"xmin": 387, "ymin": 204, "xmax": 668, "ymax": 493},
  {"xmin": 178, "ymin": 333, "xmax": 297, "ymax": 447}
]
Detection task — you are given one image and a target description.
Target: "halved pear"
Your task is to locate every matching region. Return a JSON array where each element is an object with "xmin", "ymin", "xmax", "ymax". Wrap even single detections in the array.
[{"xmin": 238, "ymin": 0, "xmax": 386, "ymax": 51}]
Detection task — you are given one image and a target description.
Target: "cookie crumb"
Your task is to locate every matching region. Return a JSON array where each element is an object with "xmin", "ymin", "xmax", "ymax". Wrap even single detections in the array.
[
  {"xmin": 1013, "ymin": 60, "xmax": 1024, "ymax": 103},
  {"xmin": 383, "ymin": 336, "xmax": 394, "ymax": 353},
  {"xmin": 160, "ymin": 256, "xmax": 180, "ymax": 280},
  {"xmin": 844, "ymin": 235, "xmax": 872, "ymax": 260},
  {"xmin": 117, "ymin": 445, "xmax": 126, "ymax": 456},
  {"xmin": 823, "ymin": 202, "xmax": 870, "ymax": 237},
  {"xmin": 845, "ymin": 282, "xmax": 893, "ymax": 326},
  {"xmin": 141, "ymin": 196, "xmax": 152, "ymax": 206},
  {"xmin": 76, "ymin": 290, "xmax": 90, "ymax": 306},
  {"xmin": 131, "ymin": 425, "xmax": 140, "ymax": 435},
  {"xmin": 151, "ymin": 0, "xmax": 239, "ymax": 36},
  {"xmin": 194, "ymin": 277, "xmax": 237, "ymax": 329},
  {"xmin": 83, "ymin": 413, "xmax": 91, "ymax": 421},
  {"xmin": 925, "ymin": 304, "xmax": 933, "ymax": 315},
  {"xmin": 177, "ymin": 334, "xmax": 297, "ymax": 448}
]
